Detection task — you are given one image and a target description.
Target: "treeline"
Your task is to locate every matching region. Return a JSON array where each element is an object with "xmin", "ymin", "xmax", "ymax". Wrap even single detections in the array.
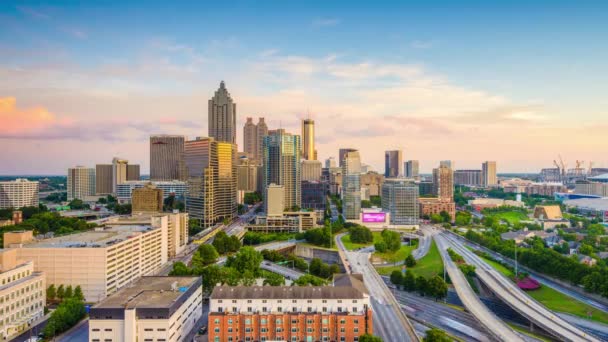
[
  {"xmin": 43, "ymin": 287, "xmax": 86, "ymax": 338},
  {"xmin": 261, "ymin": 249, "xmax": 340, "ymax": 279},
  {"xmin": 390, "ymin": 271, "xmax": 448, "ymax": 301},
  {"xmin": 375, "ymin": 229, "xmax": 401, "ymax": 253},
  {"xmin": 244, "ymin": 231, "xmax": 295, "ymax": 245},
  {"xmin": 212, "ymin": 231, "xmax": 241, "ymax": 254},
  {"xmin": 465, "ymin": 229, "xmax": 608, "ymax": 298}
]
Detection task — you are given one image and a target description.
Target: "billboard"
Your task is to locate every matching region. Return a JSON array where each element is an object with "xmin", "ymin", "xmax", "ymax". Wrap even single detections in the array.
[{"xmin": 362, "ymin": 212, "xmax": 386, "ymax": 223}]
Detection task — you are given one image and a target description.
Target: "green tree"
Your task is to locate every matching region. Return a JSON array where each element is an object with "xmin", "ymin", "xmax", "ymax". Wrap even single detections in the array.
[
  {"xmin": 192, "ymin": 244, "xmax": 219, "ymax": 268},
  {"xmin": 455, "ymin": 211, "xmax": 472, "ymax": 226},
  {"xmin": 430, "ymin": 214, "xmax": 443, "ymax": 223},
  {"xmin": 201, "ymin": 265, "xmax": 223, "ymax": 294},
  {"xmin": 68, "ymin": 199, "xmax": 89, "ymax": 210},
  {"xmin": 57, "ymin": 284, "xmax": 65, "ymax": 300},
  {"xmin": 350, "ymin": 225, "xmax": 374, "ymax": 244},
  {"xmin": 416, "ymin": 276, "xmax": 428, "ymax": 296},
  {"xmin": 423, "ymin": 328, "xmax": 451, "ymax": 342},
  {"xmin": 390, "ymin": 270, "xmax": 404, "ymax": 288},
  {"xmin": 73, "ymin": 285, "xmax": 85, "ymax": 302},
  {"xmin": 225, "ymin": 246, "xmax": 263, "ymax": 274},
  {"xmin": 381, "ymin": 229, "xmax": 401, "ymax": 252},
  {"xmin": 46, "ymin": 284, "xmax": 56, "ymax": 303},
  {"xmin": 374, "ymin": 241, "xmax": 387, "ymax": 253},
  {"xmin": 42, "ymin": 298, "xmax": 86, "ymax": 338},
  {"xmin": 169, "ymin": 262, "xmax": 191, "ymax": 276},
  {"xmin": 405, "ymin": 254, "xmax": 417, "ymax": 267},
  {"xmin": 439, "ymin": 211, "xmax": 451, "ymax": 223},
  {"xmin": 359, "ymin": 334, "xmax": 383, "ymax": 342},
  {"xmin": 64, "ymin": 285, "xmax": 73, "ymax": 299},
  {"xmin": 403, "ymin": 271, "xmax": 416, "ymax": 291},
  {"xmin": 293, "ymin": 274, "xmax": 328, "ymax": 286},
  {"xmin": 587, "ymin": 224, "xmax": 606, "ymax": 236},
  {"xmin": 427, "ymin": 276, "xmax": 448, "ymax": 301},
  {"xmin": 263, "ymin": 272, "xmax": 286, "ymax": 286}
]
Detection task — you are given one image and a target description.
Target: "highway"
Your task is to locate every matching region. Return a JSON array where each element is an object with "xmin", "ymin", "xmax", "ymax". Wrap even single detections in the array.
[
  {"xmin": 445, "ymin": 229, "xmax": 608, "ymax": 314},
  {"xmin": 411, "ymin": 225, "xmax": 432, "ymax": 260},
  {"xmin": 336, "ymin": 233, "xmax": 419, "ymax": 342},
  {"xmin": 440, "ymin": 231, "xmax": 601, "ymax": 342},
  {"xmin": 261, "ymin": 260, "xmax": 305, "ymax": 280},
  {"xmin": 434, "ymin": 232, "xmax": 525, "ymax": 341}
]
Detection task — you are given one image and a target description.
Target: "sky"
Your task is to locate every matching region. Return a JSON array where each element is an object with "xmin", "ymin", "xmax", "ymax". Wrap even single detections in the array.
[{"xmin": 1, "ymin": 0, "xmax": 607, "ymax": 175}]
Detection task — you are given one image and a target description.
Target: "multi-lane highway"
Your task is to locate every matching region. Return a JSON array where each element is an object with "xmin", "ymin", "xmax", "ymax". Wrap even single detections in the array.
[
  {"xmin": 434, "ymin": 232, "xmax": 525, "ymax": 341},
  {"xmin": 336, "ymin": 233, "xmax": 419, "ymax": 342},
  {"xmin": 440, "ymin": 231, "xmax": 601, "ymax": 342}
]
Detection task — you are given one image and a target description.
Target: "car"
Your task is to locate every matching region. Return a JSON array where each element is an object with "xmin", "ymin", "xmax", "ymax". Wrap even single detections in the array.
[{"xmin": 198, "ymin": 326, "xmax": 208, "ymax": 335}]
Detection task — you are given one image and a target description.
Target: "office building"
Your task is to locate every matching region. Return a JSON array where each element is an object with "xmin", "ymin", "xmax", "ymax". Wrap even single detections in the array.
[
  {"xmin": 405, "ymin": 160, "xmax": 419, "ymax": 179},
  {"xmin": 112, "ymin": 158, "xmax": 128, "ymax": 194},
  {"xmin": 433, "ymin": 165, "xmax": 454, "ymax": 200},
  {"xmin": 263, "ymin": 132, "xmax": 301, "ymax": 210},
  {"xmin": 150, "ymin": 135, "xmax": 186, "ymax": 181},
  {"xmin": 131, "ymin": 183, "xmax": 164, "ymax": 214},
  {"xmin": 325, "ymin": 157, "xmax": 336, "ymax": 168},
  {"xmin": 96, "ymin": 164, "xmax": 113, "ymax": 195},
  {"xmin": 454, "ymin": 170, "xmax": 482, "ymax": 186},
  {"xmin": 302, "ymin": 180, "xmax": 328, "ymax": 210},
  {"xmin": 439, "ymin": 160, "xmax": 453, "ymax": 169},
  {"xmin": 482, "ymin": 161, "xmax": 497, "ymax": 187},
  {"xmin": 266, "ymin": 183, "xmax": 285, "ymax": 217},
  {"xmin": 116, "ymin": 180, "xmax": 187, "ymax": 203},
  {"xmin": 384, "ymin": 150, "xmax": 403, "ymax": 178},
  {"xmin": 208, "ymin": 274, "xmax": 373, "ymax": 342},
  {"xmin": 0, "ymin": 179, "xmax": 39, "ymax": 209},
  {"xmin": 382, "ymin": 179, "xmax": 419, "ymax": 225},
  {"xmin": 67, "ymin": 166, "xmax": 96, "ymax": 201},
  {"xmin": 209, "ymin": 81, "xmax": 237, "ymax": 144},
  {"xmin": 360, "ymin": 172, "xmax": 384, "ymax": 197},
  {"xmin": 184, "ymin": 137, "xmax": 237, "ymax": 228},
  {"xmin": 419, "ymin": 198, "xmax": 456, "ymax": 222},
  {"xmin": 5, "ymin": 213, "xmax": 188, "ymax": 302},
  {"xmin": 417, "ymin": 181, "xmax": 434, "ymax": 196},
  {"xmin": 0, "ymin": 249, "xmax": 45, "ymax": 340},
  {"xmin": 575, "ymin": 181, "xmax": 608, "ymax": 197},
  {"xmin": 243, "ymin": 117, "xmax": 269, "ymax": 163},
  {"xmin": 342, "ymin": 150, "xmax": 361, "ymax": 220},
  {"xmin": 302, "ymin": 118, "xmax": 317, "ymax": 160},
  {"xmin": 89, "ymin": 276, "xmax": 202, "ymax": 342},
  {"xmin": 237, "ymin": 156, "xmax": 259, "ymax": 193},
  {"xmin": 328, "ymin": 168, "xmax": 342, "ymax": 195},
  {"xmin": 302, "ymin": 160, "xmax": 322, "ymax": 182},
  {"xmin": 249, "ymin": 211, "xmax": 318, "ymax": 233},
  {"xmin": 127, "ymin": 164, "xmax": 140, "ymax": 181},
  {"xmin": 338, "ymin": 148, "xmax": 357, "ymax": 168}
]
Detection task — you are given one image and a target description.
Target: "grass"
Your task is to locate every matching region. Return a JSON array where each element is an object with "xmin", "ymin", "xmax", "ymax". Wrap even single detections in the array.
[
  {"xmin": 507, "ymin": 323, "xmax": 554, "ymax": 342},
  {"xmin": 376, "ymin": 240, "xmax": 444, "ymax": 278},
  {"xmin": 340, "ymin": 232, "xmax": 383, "ymax": 251},
  {"xmin": 373, "ymin": 244, "xmax": 416, "ymax": 263},
  {"xmin": 479, "ymin": 255, "xmax": 608, "ymax": 325},
  {"xmin": 487, "ymin": 211, "xmax": 528, "ymax": 224}
]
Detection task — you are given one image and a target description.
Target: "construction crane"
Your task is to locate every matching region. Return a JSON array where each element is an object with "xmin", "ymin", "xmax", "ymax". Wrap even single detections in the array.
[
  {"xmin": 558, "ymin": 155, "xmax": 567, "ymax": 176},
  {"xmin": 588, "ymin": 161, "xmax": 594, "ymax": 175}
]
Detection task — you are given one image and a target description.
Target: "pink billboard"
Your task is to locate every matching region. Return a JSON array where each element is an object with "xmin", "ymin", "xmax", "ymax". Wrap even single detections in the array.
[{"xmin": 362, "ymin": 212, "xmax": 386, "ymax": 223}]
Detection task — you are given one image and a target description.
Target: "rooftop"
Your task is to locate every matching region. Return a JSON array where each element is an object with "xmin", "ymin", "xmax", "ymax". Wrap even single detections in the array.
[
  {"xmin": 563, "ymin": 198, "xmax": 608, "ymax": 211},
  {"xmin": 211, "ymin": 281, "xmax": 367, "ymax": 300},
  {"xmin": 23, "ymin": 224, "xmax": 155, "ymax": 248},
  {"xmin": 93, "ymin": 276, "xmax": 200, "ymax": 310},
  {"xmin": 588, "ymin": 173, "xmax": 608, "ymax": 182}
]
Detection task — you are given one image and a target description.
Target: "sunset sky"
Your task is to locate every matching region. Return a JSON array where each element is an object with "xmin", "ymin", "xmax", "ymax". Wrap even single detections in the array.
[{"xmin": 1, "ymin": 1, "xmax": 607, "ymax": 174}]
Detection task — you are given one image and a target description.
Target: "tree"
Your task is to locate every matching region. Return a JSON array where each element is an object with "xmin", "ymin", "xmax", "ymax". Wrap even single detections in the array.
[
  {"xmin": 57, "ymin": 284, "xmax": 65, "ymax": 300},
  {"xmin": 439, "ymin": 211, "xmax": 451, "ymax": 223},
  {"xmin": 43, "ymin": 298, "xmax": 86, "ymax": 338},
  {"xmin": 263, "ymin": 272, "xmax": 285, "ymax": 286},
  {"xmin": 405, "ymin": 254, "xmax": 417, "ymax": 268},
  {"xmin": 374, "ymin": 241, "xmax": 387, "ymax": 253},
  {"xmin": 169, "ymin": 262, "xmax": 191, "ymax": 276},
  {"xmin": 350, "ymin": 225, "xmax": 373, "ymax": 244},
  {"xmin": 68, "ymin": 199, "xmax": 89, "ymax": 210},
  {"xmin": 455, "ymin": 211, "xmax": 472, "ymax": 226},
  {"xmin": 73, "ymin": 286, "xmax": 85, "ymax": 302},
  {"xmin": 293, "ymin": 274, "xmax": 328, "ymax": 286},
  {"xmin": 587, "ymin": 224, "xmax": 606, "ymax": 236},
  {"xmin": 64, "ymin": 285, "xmax": 73, "ymax": 299},
  {"xmin": 46, "ymin": 284, "xmax": 56, "ymax": 303},
  {"xmin": 427, "ymin": 276, "xmax": 448, "ymax": 301},
  {"xmin": 213, "ymin": 231, "xmax": 241, "ymax": 255},
  {"xmin": 390, "ymin": 270, "xmax": 404, "ymax": 288},
  {"xmin": 381, "ymin": 229, "xmax": 401, "ymax": 252},
  {"xmin": 430, "ymin": 214, "xmax": 443, "ymax": 223},
  {"xmin": 416, "ymin": 276, "xmax": 427, "ymax": 296},
  {"xmin": 226, "ymin": 246, "xmax": 263, "ymax": 274},
  {"xmin": 193, "ymin": 244, "xmax": 219, "ymax": 268},
  {"xmin": 359, "ymin": 334, "xmax": 383, "ymax": 342},
  {"xmin": 201, "ymin": 265, "xmax": 223, "ymax": 294},
  {"xmin": 403, "ymin": 271, "xmax": 416, "ymax": 291},
  {"xmin": 423, "ymin": 328, "xmax": 451, "ymax": 342}
]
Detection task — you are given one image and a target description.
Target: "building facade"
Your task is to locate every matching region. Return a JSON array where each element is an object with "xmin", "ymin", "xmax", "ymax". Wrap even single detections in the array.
[
  {"xmin": 384, "ymin": 150, "xmax": 403, "ymax": 178},
  {"xmin": 301, "ymin": 160, "xmax": 322, "ymax": 182},
  {"xmin": 301, "ymin": 118, "xmax": 316, "ymax": 161},
  {"xmin": 131, "ymin": 183, "xmax": 164, "ymax": 213},
  {"xmin": 0, "ymin": 249, "xmax": 45, "ymax": 340},
  {"xmin": 0, "ymin": 179, "xmax": 39, "ymax": 209},
  {"xmin": 405, "ymin": 160, "xmax": 419, "ymax": 179},
  {"xmin": 302, "ymin": 181, "xmax": 327, "ymax": 210},
  {"xmin": 209, "ymin": 81, "xmax": 237, "ymax": 144},
  {"xmin": 266, "ymin": 184, "xmax": 285, "ymax": 217},
  {"xmin": 381, "ymin": 179, "xmax": 419, "ymax": 225},
  {"xmin": 67, "ymin": 166, "xmax": 96, "ymax": 201},
  {"xmin": 127, "ymin": 164, "xmax": 140, "ymax": 181},
  {"xmin": 116, "ymin": 180, "xmax": 187, "ymax": 203},
  {"xmin": 575, "ymin": 181, "xmax": 608, "ymax": 197},
  {"xmin": 338, "ymin": 148, "xmax": 357, "ymax": 168},
  {"xmin": 419, "ymin": 198, "xmax": 456, "ymax": 222},
  {"xmin": 150, "ymin": 135, "xmax": 186, "ymax": 181},
  {"xmin": 482, "ymin": 161, "xmax": 497, "ymax": 187},
  {"xmin": 360, "ymin": 172, "xmax": 384, "ymax": 197},
  {"xmin": 237, "ymin": 156, "xmax": 260, "ymax": 193},
  {"xmin": 243, "ymin": 117, "xmax": 268, "ymax": 163},
  {"xmin": 263, "ymin": 132, "xmax": 301, "ymax": 210},
  {"xmin": 342, "ymin": 151, "xmax": 361, "ymax": 220},
  {"xmin": 96, "ymin": 164, "xmax": 113, "ymax": 195},
  {"xmin": 454, "ymin": 170, "xmax": 482, "ymax": 186},
  {"xmin": 89, "ymin": 276, "xmax": 203, "ymax": 342},
  {"xmin": 433, "ymin": 165, "xmax": 454, "ymax": 200}
]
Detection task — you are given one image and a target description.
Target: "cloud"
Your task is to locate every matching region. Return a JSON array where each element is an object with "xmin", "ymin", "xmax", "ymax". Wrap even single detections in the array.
[
  {"xmin": 16, "ymin": 6, "xmax": 51, "ymax": 19},
  {"xmin": 311, "ymin": 17, "xmax": 341, "ymax": 28},
  {"xmin": 0, "ymin": 97, "xmax": 68, "ymax": 135}
]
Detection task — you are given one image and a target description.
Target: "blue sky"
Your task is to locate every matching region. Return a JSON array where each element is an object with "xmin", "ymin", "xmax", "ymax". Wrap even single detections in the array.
[{"xmin": 1, "ymin": 1, "xmax": 607, "ymax": 174}]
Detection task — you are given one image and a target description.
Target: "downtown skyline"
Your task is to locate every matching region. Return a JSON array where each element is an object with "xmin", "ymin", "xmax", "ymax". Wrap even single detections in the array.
[{"xmin": 1, "ymin": 1, "xmax": 608, "ymax": 174}]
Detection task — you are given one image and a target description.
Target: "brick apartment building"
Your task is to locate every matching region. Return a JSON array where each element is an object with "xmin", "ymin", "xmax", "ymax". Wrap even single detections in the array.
[{"xmin": 208, "ymin": 274, "xmax": 373, "ymax": 342}]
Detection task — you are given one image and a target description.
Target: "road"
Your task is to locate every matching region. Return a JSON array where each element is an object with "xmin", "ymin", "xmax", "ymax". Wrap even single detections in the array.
[
  {"xmin": 434, "ymin": 232, "xmax": 525, "ymax": 341},
  {"xmin": 261, "ymin": 260, "xmax": 305, "ymax": 280},
  {"xmin": 57, "ymin": 319, "xmax": 89, "ymax": 342},
  {"xmin": 445, "ymin": 229, "xmax": 608, "ymax": 314},
  {"xmin": 410, "ymin": 225, "xmax": 432, "ymax": 260},
  {"xmin": 441, "ymin": 231, "xmax": 601, "ymax": 342},
  {"xmin": 336, "ymin": 233, "xmax": 419, "ymax": 342}
]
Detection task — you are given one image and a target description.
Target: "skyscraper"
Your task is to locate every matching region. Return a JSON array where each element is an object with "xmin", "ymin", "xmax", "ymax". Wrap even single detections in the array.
[
  {"xmin": 405, "ymin": 160, "xmax": 419, "ymax": 179},
  {"xmin": 131, "ymin": 182, "xmax": 163, "ymax": 214},
  {"xmin": 382, "ymin": 178, "xmax": 419, "ymax": 225},
  {"xmin": 208, "ymin": 81, "xmax": 236, "ymax": 144},
  {"xmin": 301, "ymin": 118, "xmax": 316, "ymax": 160},
  {"xmin": 342, "ymin": 150, "xmax": 361, "ymax": 220},
  {"xmin": 263, "ymin": 131, "xmax": 301, "ymax": 210},
  {"xmin": 433, "ymin": 165, "xmax": 454, "ymax": 200},
  {"xmin": 454, "ymin": 170, "xmax": 482, "ymax": 186},
  {"xmin": 301, "ymin": 160, "xmax": 322, "ymax": 181},
  {"xmin": 184, "ymin": 137, "xmax": 237, "ymax": 228},
  {"xmin": 339, "ymin": 148, "xmax": 357, "ymax": 168},
  {"xmin": 325, "ymin": 157, "xmax": 336, "ymax": 168},
  {"xmin": 127, "ymin": 164, "xmax": 140, "ymax": 181},
  {"xmin": 67, "ymin": 166, "xmax": 96, "ymax": 201},
  {"xmin": 482, "ymin": 161, "xmax": 498, "ymax": 187},
  {"xmin": 384, "ymin": 150, "xmax": 403, "ymax": 178},
  {"xmin": 150, "ymin": 135, "xmax": 185, "ymax": 181},
  {"xmin": 243, "ymin": 117, "xmax": 269, "ymax": 164},
  {"xmin": 112, "ymin": 158, "xmax": 128, "ymax": 194},
  {"xmin": 440, "ymin": 160, "xmax": 453, "ymax": 169},
  {"xmin": 95, "ymin": 164, "xmax": 113, "ymax": 195}
]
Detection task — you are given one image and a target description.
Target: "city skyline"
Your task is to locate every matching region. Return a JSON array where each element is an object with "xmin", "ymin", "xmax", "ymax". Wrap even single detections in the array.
[{"xmin": 2, "ymin": 1, "xmax": 608, "ymax": 174}]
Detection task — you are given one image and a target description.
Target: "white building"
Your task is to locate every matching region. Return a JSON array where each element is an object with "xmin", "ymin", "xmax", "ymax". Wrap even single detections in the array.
[
  {"xmin": 89, "ymin": 276, "xmax": 203, "ymax": 342},
  {"xmin": 0, "ymin": 249, "xmax": 46, "ymax": 340},
  {"xmin": 67, "ymin": 166, "xmax": 96, "ymax": 201},
  {"xmin": 0, "ymin": 179, "xmax": 39, "ymax": 209},
  {"xmin": 116, "ymin": 180, "xmax": 188, "ymax": 203}
]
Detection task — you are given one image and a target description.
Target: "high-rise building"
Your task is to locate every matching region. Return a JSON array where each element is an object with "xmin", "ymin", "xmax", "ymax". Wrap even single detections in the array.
[
  {"xmin": 405, "ymin": 160, "xmax": 419, "ymax": 179},
  {"xmin": 266, "ymin": 183, "xmax": 285, "ymax": 216},
  {"xmin": 301, "ymin": 160, "xmax": 322, "ymax": 181},
  {"xmin": 433, "ymin": 165, "xmax": 454, "ymax": 200},
  {"xmin": 150, "ymin": 135, "xmax": 185, "ymax": 181},
  {"xmin": 440, "ymin": 160, "xmax": 453, "ymax": 169},
  {"xmin": 417, "ymin": 181, "xmax": 434, "ymax": 196},
  {"xmin": 301, "ymin": 118, "xmax": 316, "ymax": 160},
  {"xmin": 0, "ymin": 179, "xmax": 39, "ymax": 209},
  {"xmin": 454, "ymin": 170, "xmax": 482, "ymax": 186},
  {"xmin": 208, "ymin": 81, "xmax": 236, "ymax": 144},
  {"xmin": 112, "ymin": 158, "xmax": 128, "ymax": 194},
  {"xmin": 237, "ymin": 156, "xmax": 259, "ymax": 192},
  {"xmin": 384, "ymin": 150, "xmax": 403, "ymax": 178},
  {"xmin": 131, "ymin": 183, "xmax": 164, "ymax": 214},
  {"xmin": 243, "ymin": 117, "xmax": 269, "ymax": 164},
  {"xmin": 116, "ymin": 180, "xmax": 187, "ymax": 203},
  {"xmin": 184, "ymin": 137, "xmax": 237, "ymax": 228},
  {"xmin": 482, "ymin": 161, "xmax": 498, "ymax": 187},
  {"xmin": 382, "ymin": 178, "xmax": 419, "ymax": 225},
  {"xmin": 360, "ymin": 172, "xmax": 384, "ymax": 197},
  {"xmin": 96, "ymin": 164, "xmax": 113, "ymax": 195},
  {"xmin": 67, "ymin": 166, "xmax": 96, "ymax": 201},
  {"xmin": 127, "ymin": 164, "xmax": 140, "ymax": 181},
  {"xmin": 342, "ymin": 150, "xmax": 361, "ymax": 219},
  {"xmin": 339, "ymin": 148, "xmax": 357, "ymax": 167},
  {"xmin": 325, "ymin": 157, "xmax": 336, "ymax": 168},
  {"xmin": 256, "ymin": 118, "xmax": 268, "ymax": 164},
  {"xmin": 301, "ymin": 180, "xmax": 328, "ymax": 210},
  {"xmin": 263, "ymin": 131, "xmax": 301, "ymax": 210}
]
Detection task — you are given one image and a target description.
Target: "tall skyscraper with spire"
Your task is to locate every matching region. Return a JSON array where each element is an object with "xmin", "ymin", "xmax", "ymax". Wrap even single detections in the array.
[
  {"xmin": 301, "ymin": 118, "xmax": 316, "ymax": 160},
  {"xmin": 208, "ymin": 81, "xmax": 236, "ymax": 144}
]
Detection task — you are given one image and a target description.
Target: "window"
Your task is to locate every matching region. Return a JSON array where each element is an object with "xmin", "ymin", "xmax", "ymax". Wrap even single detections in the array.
[
  {"xmin": 228, "ymin": 328, "xmax": 233, "ymax": 333},
  {"xmin": 291, "ymin": 319, "xmax": 298, "ymax": 324},
  {"xmin": 261, "ymin": 319, "xmax": 267, "ymax": 324},
  {"xmin": 307, "ymin": 328, "xmax": 314, "ymax": 333},
  {"xmin": 247, "ymin": 307, "xmax": 252, "ymax": 312},
  {"xmin": 292, "ymin": 300, "xmax": 297, "ymax": 303},
  {"xmin": 291, "ymin": 328, "xmax": 298, "ymax": 333},
  {"xmin": 245, "ymin": 319, "xmax": 251, "ymax": 325},
  {"xmin": 247, "ymin": 300, "xmax": 252, "ymax": 303},
  {"xmin": 306, "ymin": 319, "xmax": 313, "ymax": 324},
  {"xmin": 337, "ymin": 307, "xmax": 342, "ymax": 312},
  {"xmin": 104, "ymin": 329, "xmax": 112, "ymax": 332},
  {"xmin": 144, "ymin": 328, "xmax": 153, "ymax": 331},
  {"xmin": 322, "ymin": 307, "xmax": 327, "ymax": 312},
  {"xmin": 276, "ymin": 319, "xmax": 282, "ymax": 324},
  {"xmin": 353, "ymin": 307, "xmax": 358, "ymax": 312},
  {"xmin": 262, "ymin": 307, "xmax": 267, "ymax": 312},
  {"xmin": 292, "ymin": 307, "xmax": 297, "ymax": 312},
  {"xmin": 340, "ymin": 319, "xmax": 346, "ymax": 324},
  {"xmin": 354, "ymin": 319, "xmax": 359, "ymax": 324},
  {"xmin": 307, "ymin": 307, "xmax": 312, "ymax": 313},
  {"xmin": 322, "ymin": 319, "xmax": 328, "ymax": 324},
  {"xmin": 228, "ymin": 319, "xmax": 233, "ymax": 324},
  {"xmin": 214, "ymin": 319, "xmax": 220, "ymax": 324},
  {"xmin": 245, "ymin": 328, "xmax": 251, "ymax": 333},
  {"xmin": 214, "ymin": 328, "xmax": 220, "ymax": 333},
  {"xmin": 340, "ymin": 328, "xmax": 346, "ymax": 333},
  {"xmin": 307, "ymin": 300, "xmax": 312, "ymax": 303},
  {"xmin": 354, "ymin": 328, "xmax": 359, "ymax": 333}
]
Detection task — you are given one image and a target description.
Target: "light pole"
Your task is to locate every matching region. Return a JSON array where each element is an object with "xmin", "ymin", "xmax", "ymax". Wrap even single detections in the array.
[{"xmin": 514, "ymin": 243, "xmax": 518, "ymax": 278}]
